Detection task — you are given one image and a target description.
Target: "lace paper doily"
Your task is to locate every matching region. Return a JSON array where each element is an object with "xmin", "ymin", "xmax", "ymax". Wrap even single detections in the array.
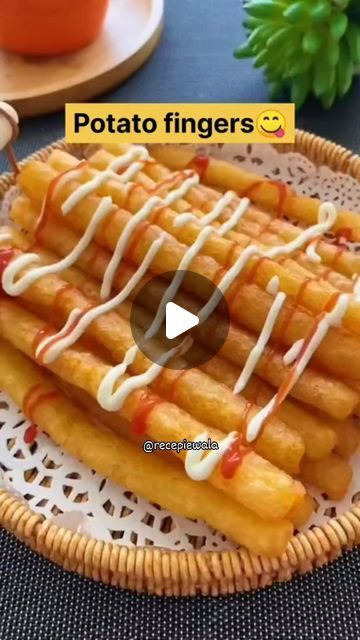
[{"xmin": 0, "ymin": 142, "xmax": 359, "ymax": 551}]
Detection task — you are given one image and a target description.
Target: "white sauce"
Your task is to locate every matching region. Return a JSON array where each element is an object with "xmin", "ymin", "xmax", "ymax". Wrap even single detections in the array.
[
  {"xmin": 246, "ymin": 294, "xmax": 350, "ymax": 442},
  {"xmin": 3, "ymin": 143, "xmax": 351, "ymax": 462},
  {"xmin": 35, "ymin": 233, "xmax": 167, "ymax": 364},
  {"xmin": 233, "ymin": 292, "xmax": 286, "ymax": 394},
  {"xmin": 54, "ymin": 146, "xmax": 150, "ymax": 213},
  {"xmin": 100, "ymin": 174, "xmax": 200, "ymax": 299},
  {"xmin": 266, "ymin": 275, "xmax": 280, "ymax": 295},
  {"xmin": 184, "ymin": 431, "xmax": 238, "ymax": 481},
  {"xmin": 2, "ymin": 197, "xmax": 114, "ymax": 296},
  {"xmin": 306, "ymin": 239, "xmax": 321, "ymax": 264},
  {"xmin": 283, "ymin": 339, "xmax": 305, "ymax": 366},
  {"xmin": 97, "ymin": 335, "xmax": 192, "ymax": 411}
]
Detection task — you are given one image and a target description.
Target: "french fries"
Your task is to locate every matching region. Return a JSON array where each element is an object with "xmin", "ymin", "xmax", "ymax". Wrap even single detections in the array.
[
  {"xmin": 17, "ymin": 160, "xmax": 360, "ymax": 382},
  {"xmin": 0, "ymin": 142, "xmax": 359, "ymax": 558},
  {"xmin": 10, "ymin": 198, "xmax": 359, "ymax": 420},
  {"xmin": 0, "ymin": 299, "xmax": 305, "ymax": 520},
  {"xmin": 149, "ymin": 144, "xmax": 360, "ymax": 242},
  {"xmin": 0, "ymin": 338, "xmax": 293, "ymax": 557}
]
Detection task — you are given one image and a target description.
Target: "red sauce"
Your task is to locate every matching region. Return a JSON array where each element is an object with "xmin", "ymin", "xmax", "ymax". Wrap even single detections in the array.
[
  {"xmin": 187, "ymin": 155, "xmax": 210, "ymax": 181},
  {"xmin": 336, "ymin": 227, "xmax": 353, "ymax": 243},
  {"xmin": 245, "ymin": 255, "xmax": 268, "ymax": 286},
  {"xmin": 223, "ymin": 242, "xmax": 238, "ymax": 271},
  {"xmin": 125, "ymin": 221, "xmax": 151, "ymax": 264},
  {"xmin": 22, "ymin": 384, "xmax": 60, "ymax": 433},
  {"xmin": 213, "ymin": 265, "xmax": 226, "ymax": 287},
  {"xmin": 132, "ymin": 393, "xmax": 162, "ymax": 435},
  {"xmin": 123, "ymin": 182, "xmax": 143, "ymax": 211},
  {"xmin": 32, "ymin": 325, "xmax": 54, "ymax": 358},
  {"xmin": 35, "ymin": 161, "xmax": 87, "ymax": 243},
  {"xmin": 36, "ymin": 303, "xmax": 94, "ymax": 364},
  {"xmin": 24, "ymin": 423, "xmax": 38, "ymax": 444},
  {"xmin": 49, "ymin": 283, "xmax": 75, "ymax": 325},
  {"xmin": 150, "ymin": 205, "xmax": 167, "ymax": 227},
  {"xmin": 149, "ymin": 171, "xmax": 187, "ymax": 196},
  {"xmin": 330, "ymin": 245, "xmax": 346, "ymax": 271},
  {"xmin": 221, "ymin": 435, "xmax": 250, "ymax": 479},
  {"xmin": 241, "ymin": 180, "xmax": 289, "ymax": 217},
  {"xmin": 0, "ymin": 248, "xmax": 15, "ymax": 294}
]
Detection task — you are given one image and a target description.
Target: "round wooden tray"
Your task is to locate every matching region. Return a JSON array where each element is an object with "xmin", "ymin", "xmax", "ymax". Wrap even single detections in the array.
[
  {"xmin": 0, "ymin": 0, "xmax": 164, "ymax": 118},
  {"xmin": 0, "ymin": 131, "xmax": 360, "ymax": 595}
]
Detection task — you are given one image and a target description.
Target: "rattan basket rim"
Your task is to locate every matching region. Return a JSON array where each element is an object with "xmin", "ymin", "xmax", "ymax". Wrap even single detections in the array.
[{"xmin": 0, "ymin": 129, "xmax": 360, "ymax": 596}]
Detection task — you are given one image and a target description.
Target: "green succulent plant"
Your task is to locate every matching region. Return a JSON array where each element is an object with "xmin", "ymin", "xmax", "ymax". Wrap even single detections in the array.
[{"xmin": 234, "ymin": 0, "xmax": 360, "ymax": 108}]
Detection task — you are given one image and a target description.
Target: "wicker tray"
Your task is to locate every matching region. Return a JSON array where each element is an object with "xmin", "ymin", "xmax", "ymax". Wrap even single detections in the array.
[{"xmin": 0, "ymin": 131, "xmax": 360, "ymax": 596}]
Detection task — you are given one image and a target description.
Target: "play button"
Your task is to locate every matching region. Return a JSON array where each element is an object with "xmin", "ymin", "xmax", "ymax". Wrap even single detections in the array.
[
  {"xmin": 165, "ymin": 302, "xmax": 199, "ymax": 339},
  {"xmin": 130, "ymin": 270, "xmax": 230, "ymax": 371}
]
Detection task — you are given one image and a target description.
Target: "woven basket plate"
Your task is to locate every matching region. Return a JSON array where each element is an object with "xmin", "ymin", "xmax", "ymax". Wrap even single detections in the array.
[{"xmin": 0, "ymin": 131, "xmax": 360, "ymax": 596}]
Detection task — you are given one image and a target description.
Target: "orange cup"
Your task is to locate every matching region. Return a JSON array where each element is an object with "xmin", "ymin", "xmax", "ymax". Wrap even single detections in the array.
[{"xmin": 0, "ymin": 0, "xmax": 110, "ymax": 56}]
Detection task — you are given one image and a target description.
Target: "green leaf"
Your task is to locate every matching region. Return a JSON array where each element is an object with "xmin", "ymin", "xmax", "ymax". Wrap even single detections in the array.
[
  {"xmin": 284, "ymin": 1, "xmax": 309, "ymax": 23},
  {"xmin": 286, "ymin": 53, "xmax": 312, "ymax": 77},
  {"xmin": 346, "ymin": 23, "xmax": 360, "ymax": 64},
  {"xmin": 290, "ymin": 73, "xmax": 311, "ymax": 108},
  {"xmin": 244, "ymin": 1, "xmax": 285, "ymax": 19},
  {"xmin": 242, "ymin": 17, "xmax": 263, "ymax": 30},
  {"xmin": 330, "ymin": 13, "xmax": 348, "ymax": 40},
  {"xmin": 310, "ymin": 2, "xmax": 332, "ymax": 23},
  {"xmin": 267, "ymin": 27, "xmax": 295, "ymax": 49},
  {"xmin": 313, "ymin": 58, "xmax": 335, "ymax": 97},
  {"xmin": 233, "ymin": 43, "xmax": 253, "ymax": 59},
  {"xmin": 302, "ymin": 30, "xmax": 323, "ymax": 54},
  {"xmin": 337, "ymin": 42, "xmax": 355, "ymax": 96},
  {"xmin": 253, "ymin": 50, "xmax": 269, "ymax": 67},
  {"xmin": 321, "ymin": 85, "xmax": 337, "ymax": 109}
]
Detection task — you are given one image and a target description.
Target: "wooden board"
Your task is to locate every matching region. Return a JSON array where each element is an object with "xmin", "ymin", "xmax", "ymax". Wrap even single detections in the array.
[{"xmin": 0, "ymin": 0, "xmax": 164, "ymax": 117}]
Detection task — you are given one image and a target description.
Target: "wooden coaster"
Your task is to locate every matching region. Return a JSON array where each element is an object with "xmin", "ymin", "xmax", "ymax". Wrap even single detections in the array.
[{"xmin": 0, "ymin": 0, "xmax": 164, "ymax": 117}]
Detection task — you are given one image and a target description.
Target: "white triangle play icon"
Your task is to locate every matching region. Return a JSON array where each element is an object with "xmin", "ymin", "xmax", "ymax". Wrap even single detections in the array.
[{"xmin": 165, "ymin": 302, "xmax": 199, "ymax": 340}]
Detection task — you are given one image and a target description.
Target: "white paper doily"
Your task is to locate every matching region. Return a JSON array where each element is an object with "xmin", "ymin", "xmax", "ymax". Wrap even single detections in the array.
[{"xmin": 0, "ymin": 142, "xmax": 359, "ymax": 551}]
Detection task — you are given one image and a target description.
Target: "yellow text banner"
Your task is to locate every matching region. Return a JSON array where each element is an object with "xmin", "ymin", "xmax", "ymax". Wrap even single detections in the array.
[{"xmin": 65, "ymin": 103, "xmax": 295, "ymax": 144}]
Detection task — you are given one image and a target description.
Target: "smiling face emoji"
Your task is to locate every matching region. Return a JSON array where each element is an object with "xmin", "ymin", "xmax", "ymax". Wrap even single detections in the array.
[{"xmin": 257, "ymin": 110, "xmax": 286, "ymax": 138}]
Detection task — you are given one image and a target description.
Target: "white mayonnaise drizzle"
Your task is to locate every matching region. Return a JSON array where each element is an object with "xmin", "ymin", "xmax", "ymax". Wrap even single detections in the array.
[
  {"xmin": 283, "ymin": 339, "xmax": 305, "ymax": 366},
  {"xmin": 233, "ymin": 291, "xmax": 286, "ymax": 394},
  {"xmin": 246, "ymin": 293, "xmax": 350, "ymax": 442},
  {"xmin": 266, "ymin": 275, "xmax": 280, "ymax": 295},
  {"xmin": 198, "ymin": 202, "xmax": 338, "ymax": 323},
  {"xmin": 184, "ymin": 431, "xmax": 238, "ymax": 481},
  {"xmin": 353, "ymin": 275, "xmax": 360, "ymax": 302},
  {"xmin": 145, "ymin": 198, "xmax": 251, "ymax": 339},
  {"xmin": 2, "ymin": 197, "xmax": 114, "ymax": 296},
  {"xmin": 101, "ymin": 174, "xmax": 200, "ymax": 299},
  {"xmin": 306, "ymin": 239, "xmax": 321, "ymax": 264},
  {"xmin": 35, "ymin": 234, "xmax": 167, "ymax": 364},
  {"xmin": 0, "ymin": 232, "xmax": 12, "ymax": 243},
  {"xmin": 97, "ymin": 335, "xmax": 192, "ymax": 411},
  {"xmin": 54, "ymin": 146, "xmax": 150, "ymax": 214}
]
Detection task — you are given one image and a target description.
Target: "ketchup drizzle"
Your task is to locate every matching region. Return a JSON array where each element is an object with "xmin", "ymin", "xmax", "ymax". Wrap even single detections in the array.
[
  {"xmin": 132, "ymin": 393, "xmax": 162, "ymax": 435},
  {"xmin": 187, "ymin": 155, "xmax": 210, "ymax": 181},
  {"xmin": 221, "ymin": 434, "xmax": 250, "ymax": 479},
  {"xmin": 22, "ymin": 384, "xmax": 60, "ymax": 443},
  {"xmin": 241, "ymin": 180, "xmax": 290, "ymax": 218}
]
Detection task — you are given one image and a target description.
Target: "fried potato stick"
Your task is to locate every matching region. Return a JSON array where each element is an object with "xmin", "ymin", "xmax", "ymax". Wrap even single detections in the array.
[
  {"xmin": 98, "ymin": 146, "xmax": 360, "ymax": 282},
  {"xmin": 148, "ymin": 145, "xmax": 360, "ymax": 243},
  {"xmin": 6, "ymin": 245, "xmax": 305, "ymax": 475},
  {"xmin": 10, "ymin": 196, "xmax": 360, "ymax": 419},
  {"xmin": 300, "ymin": 454, "xmax": 353, "ymax": 501},
  {"xmin": 0, "ymin": 299, "xmax": 305, "ymax": 520},
  {"xmin": 0, "ymin": 338, "xmax": 293, "ymax": 556},
  {"xmin": 47, "ymin": 149, "xmax": 360, "ymax": 336}
]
